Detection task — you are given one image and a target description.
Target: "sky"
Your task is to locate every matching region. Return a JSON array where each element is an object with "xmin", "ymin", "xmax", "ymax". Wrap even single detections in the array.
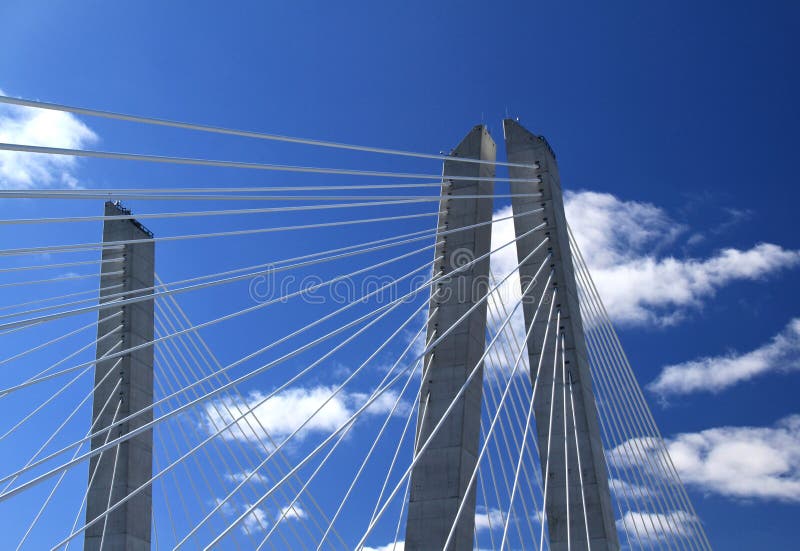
[{"xmin": 0, "ymin": 0, "xmax": 799, "ymax": 549}]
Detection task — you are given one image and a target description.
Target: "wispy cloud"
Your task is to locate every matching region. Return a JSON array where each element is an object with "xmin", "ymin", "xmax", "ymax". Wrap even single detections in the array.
[
  {"xmin": 608, "ymin": 415, "xmax": 800, "ymax": 503},
  {"xmin": 201, "ymin": 384, "xmax": 409, "ymax": 445},
  {"xmin": 0, "ymin": 89, "xmax": 97, "ymax": 189},
  {"xmin": 616, "ymin": 510, "xmax": 698, "ymax": 542},
  {"xmin": 668, "ymin": 415, "xmax": 800, "ymax": 503},
  {"xmin": 564, "ymin": 190, "xmax": 800, "ymax": 326},
  {"xmin": 275, "ymin": 504, "xmax": 307, "ymax": 522},
  {"xmin": 649, "ymin": 318, "xmax": 800, "ymax": 395},
  {"xmin": 474, "ymin": 505, "xmax": 506, "ymax": 532},
  {"xmin": 224, "ymin": 471, "xmax": 270, "ymax": 486}
]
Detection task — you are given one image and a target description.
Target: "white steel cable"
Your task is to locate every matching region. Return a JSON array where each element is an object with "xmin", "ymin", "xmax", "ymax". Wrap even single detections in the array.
[
  {"xmin": 157, "ymin": 288, "xmax": 338, "ymax": 549},
  {"xmin": 0, "ymin": 214, "xmax": 455, "ymax": 328},
  {"xmin": 205, "ymin": 331, "xmax": 430, "ymax": 551},
  {"xmin": 69, "ymin": 233, "xmax": 546, "ymax": 551},
  {"xmin": 0, "ymin": 283, "xmax": 123, "ymax": 316},
  {"xmin": 3, "ymin": 231, "xmax": 544, "ymax": 497},
  {"xmin": 578, "ymin": 317, "xmax": 664, "ymax": 549},
  {"xmin": 485, "ymin": 286, "xmax": 547, "ymax": 492},
  {"xmin": 153, "ymin": 320, "xmax": 298, "ymax": 549},
  {"xmin": 1, "ymin": 354, "xmax": 122, "ymax": 496},
  {"xmin": 532, "ymin": 308, "xmax": 562, "ymax": 551},
  {"xmin": 482, "ymin": 304, "xmax": 543, "ymax": 544},
  {"xmin": 152, "ymin": 451, "xmax": 179, "ymax": 548},
  {"xmin": 0, "ymin": 95, "xmax": 538, "ymax": 169},
  {"xmin": 2, "ymin": 224, "xmax": 542, "ymax": 431},
  {"xmin": 355, "ymin": 252, "xmax": 552, "ymax": 549},
  {"xmin": 0, "ymin": 142, "xmax": 538, "ymax": 182},
  {"xmin": 567, "ymin": 238, "xmax": 692, "ymax": 550},
  {"xmin": 580, "ymin": 333, "xmax": 666, "ymax": 548},
  {"xmin": 154, "ymin": 309, "xmax": 305, "ymax": 547},
  {"xmin": 40, "ymin": 273, "xmax": 442, "ymax": 550},
  {"xmin": 571, "ymin": 265, "xmax": 695, "ymax": 550},
  {"xmin": 366, "ymin": 356, "xmax": 431, "ymax": 529},
  {"xmin": 0, "ymin": 241, "xmax": 441, "ymax": 389},
  {"xmin": 567, "ymin": 368, "xmax": 592, "ymax": 551},
  {"xmin": 484, "ymin": 291, "xmax": 548, "ymax": 544},
  {"xmin": 0, "ymin": 182, "xmax": 451, "ymax": 194},
  {"xmin": 61, "ymin": 396, "xmax": 123, "ymax": 551},
  {"xmin": 0, "ymin": 210, "xmax": 442, "ymax": 258},
  {"xmin": 0, "ymin": 192, "xmax": 539, "ymax": 208},
  {"xmin": 442, "ymin": 272, "xmax": 552, "ymax": 551},
  {"xmin": 1, "ymin": 324, "xmax": 122, "ymax": 400},
  {"xmin": 151, "ymin": 407, "xmax": 200, "ymax": 551},
  {"xmin": 501, "ymin": 290, "xmax": 557, "ymax": 551},
  {"xmin": 568, "ymin": 226, "xmax": 711, "ymax": 550},
  {"xmin": 255, "ymin": 337, "xmax": 423, "ymax": 551},
  {"xmin": 0, "ymin": 311, "xmax": 120, "ymax": 368},
  {"xmin": 15, "ymin": 376, "xmax": 122, "ymax": 550},
  {"xmin": 486, "ymin": 286, "xmax": 547, "ymax": 496},
  {"xmin": 97, "ymin": 421, "xmax": 123, "ymax": 551},
  {"xmin": 181, "ymin": 292, "xmax": 431, "ymax": 549},
  {"xmin": 561, "ymin": 333, "xmax": 572, "ymax": 551},
  {"xmin": 0, "ymin": 207, "xmax": 539, "ymax": 324},
  {"xmin": 0, "ymin": 270, "xmax": 121, "ymax": 289},
  {"xmin": 152, "ymin": 361, "xmax": 253, "ymax": 550},
  {"xmin": 481, "ymin": 307, "xmax": 536, "ymax": 545},
  {"xmin": 477, "ymin": 467, "xmax": 497, "ymax": 551},
  {"xmin": 314, "ymin": 318, "xmax": 434, "ymax": 549},
  {"xmin": 570, "ymin": 245, "xmax": 707, "ymax": 551},
  {"xmin": 0, "ymin": 256, "xmax": 123, "ymax": 274}
]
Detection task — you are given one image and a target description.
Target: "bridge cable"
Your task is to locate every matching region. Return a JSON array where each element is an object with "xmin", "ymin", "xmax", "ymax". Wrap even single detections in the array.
[{"xmin": 0, "ymin": 95, "xmax": 538, "ymax": 169}]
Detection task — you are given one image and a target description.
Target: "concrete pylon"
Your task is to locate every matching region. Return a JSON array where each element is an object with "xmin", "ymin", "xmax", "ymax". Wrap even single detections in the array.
[
  {"xmin": 404, "ymin": 126, "xmax": 495, "ymax": 550},
  {"xmin": 85, "ymin": 201, "xmax": 154, "ymax": 550},
  {"xmin": 503, "ymin": 119, "xmax": 620, "ymax": 550}
]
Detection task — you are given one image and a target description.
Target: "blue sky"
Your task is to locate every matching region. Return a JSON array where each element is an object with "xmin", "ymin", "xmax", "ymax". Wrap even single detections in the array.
[{"xmin": 0, "ymin": 1, "xmax": 799, "ymax": 549}]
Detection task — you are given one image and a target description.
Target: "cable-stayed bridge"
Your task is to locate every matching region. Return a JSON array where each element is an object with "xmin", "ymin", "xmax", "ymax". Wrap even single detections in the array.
[{"xmin": 0, "ymin": 95, "xmax": 711, "ymax": 550}]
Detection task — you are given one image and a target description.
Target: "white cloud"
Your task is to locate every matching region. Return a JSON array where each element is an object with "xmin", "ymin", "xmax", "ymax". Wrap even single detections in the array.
[
  {"xmin": 616, "ymin": 510, "xmax": 697, "ymax": 542},
  {"xmin": 609, "ymin": 477, "xmax": 657, "ymax": 500},
  {"xmin": 275, "ymin": 504, "xmax": 307, "ymax": 521},
  {"xmin": 201, "ymin": 384, "xmax": 408, "ymax": 445},
  {"xmin": 0, "ymin": 90, "xmax": 97, "ymax": 188},
  {"xmin": 474, "ymin": 506, "xmax": 505, "ymax": 532},
  {"xmin": 241, "ymin": 505, "xmax": 270, "ymax": 533},
  {"xmin": 649, "ymin": 318, "xmax": 800, "ymax": 395},
  {"xmin": 563, "ymin": 190, "xmax": 800, "ymax": 326},
  {"xmin": 668, "ymin": 415, "xmax": 800, "ymax": 502},
  {"xmin": 608, "ymin": 415, "xmax": 800, "ymax": 503},
  {"xmin": 487, "ymin": 206, "xmax": 532, "ymax": 377},
  {"xmin": 224, "ymin": 471, "xmax": 269, "ymax": 486},
  {"xmin": 363, "ymin": 542, "xmax": 404, "ymax": 551}
]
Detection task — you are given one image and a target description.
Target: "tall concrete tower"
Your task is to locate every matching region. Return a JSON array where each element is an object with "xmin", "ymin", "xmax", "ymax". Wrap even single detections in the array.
[
  {"xmin": 504, "ymin": 119, "xmax": 619, "ymax": 550},
  {"xmin": 404, "ymin": 126, "xmax": 496, "ymax": 551},
  {"xmin": 85, "ymin": 201, "xmax": 155, "ymax": 551}
]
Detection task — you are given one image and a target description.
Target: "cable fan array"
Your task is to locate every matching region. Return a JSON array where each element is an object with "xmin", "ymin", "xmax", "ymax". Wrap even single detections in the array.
[{"xmin": 0, "ymin": 95, "xmax": 709, "ymax": 550}]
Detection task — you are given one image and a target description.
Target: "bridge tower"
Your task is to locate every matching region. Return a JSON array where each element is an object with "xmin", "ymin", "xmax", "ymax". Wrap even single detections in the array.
[
  {"xmin": 504, "ymin": 119, "xmax": 619, "ymax": 550},
  {"xmin": 405, "ymin": 121, "xmax": 620, "ymax": 550},
  {"xmin": 404, "ymin": 125, "xmax": 496, "ymax": 550},
  {"xmin": 85, "ymin": 201, "xmax": 155, "ymax": 550}
]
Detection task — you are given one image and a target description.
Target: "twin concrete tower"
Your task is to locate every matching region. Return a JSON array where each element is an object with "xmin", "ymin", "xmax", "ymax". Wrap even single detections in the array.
[
  {"xmin": 404, "ymin": 120, "xmax": 619, "ymax": 550},
  {"xmin": 87, "ymin": 121, "xmax": 618, "ymax": 550}
]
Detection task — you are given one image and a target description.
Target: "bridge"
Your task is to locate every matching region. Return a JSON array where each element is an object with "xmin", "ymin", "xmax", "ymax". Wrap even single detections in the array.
[{"xmin": 0, "ymin": 95, "xmax": 711, "ymax": 550}]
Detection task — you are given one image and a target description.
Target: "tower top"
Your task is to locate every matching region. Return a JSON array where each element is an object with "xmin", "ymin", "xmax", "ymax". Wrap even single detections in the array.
[{"xmin": 104, "ymin": 200, "xmax": 154, "ymax": 238}]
